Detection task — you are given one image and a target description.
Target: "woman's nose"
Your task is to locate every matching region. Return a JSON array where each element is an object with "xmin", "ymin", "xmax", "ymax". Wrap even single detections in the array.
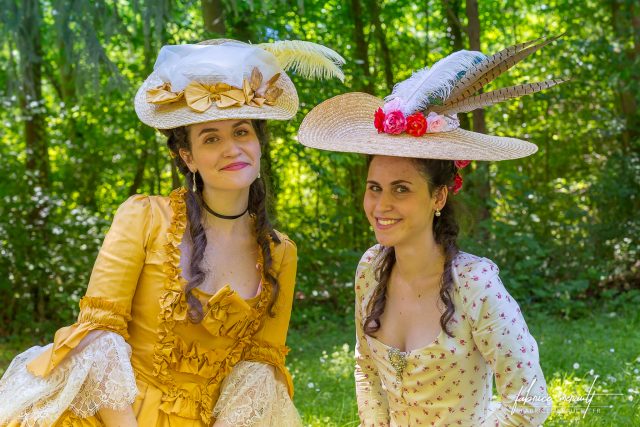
[
  {"xmin": 221, "ymin": 139, "xmax": 242, "ymax": 157},
  {"xmin": 376, "ymin": 191, "xmax": 393, "ymax": 212}
]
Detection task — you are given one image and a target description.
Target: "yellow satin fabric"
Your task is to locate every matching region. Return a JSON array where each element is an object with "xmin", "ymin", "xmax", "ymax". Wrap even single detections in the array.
[{"xmin": 23, "ymin": 188, "xmax": 297, "ymax": 426}]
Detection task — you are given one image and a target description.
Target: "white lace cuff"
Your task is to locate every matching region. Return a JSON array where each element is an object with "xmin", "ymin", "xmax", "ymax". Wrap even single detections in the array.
[
  {"xmin": 213, "ymin": 361, "xmax": 302, "ymax": 427},
  {"xmin": 0, "ymin": 331, "xmax": 138, "ymax": 426}
]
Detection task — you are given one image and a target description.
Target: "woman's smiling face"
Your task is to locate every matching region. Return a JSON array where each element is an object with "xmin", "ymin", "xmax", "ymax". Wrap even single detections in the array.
[
  {"xmin": 180, "ymin": 119, "xmax": 261, "ymax": 192},
  {"xmin": 363, "ymin": 156, "xmax": 441, "ymax": 247}
]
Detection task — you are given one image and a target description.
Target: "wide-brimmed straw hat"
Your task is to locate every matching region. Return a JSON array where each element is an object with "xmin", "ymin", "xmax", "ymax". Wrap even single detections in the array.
[
  {"xmin": 135, "ymin": 38, "xmax": 345, "ymax": 129},
  {"xmin": 298, "ymin": 35, "xmax": 565, "ymax": 161}
]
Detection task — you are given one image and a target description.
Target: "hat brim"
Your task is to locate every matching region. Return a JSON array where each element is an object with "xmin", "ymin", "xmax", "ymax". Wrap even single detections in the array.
[
  {"xmin": 298, "ymin": 92, "xmax": 538, "ymax": 161},
  {"xmin": 134, "ymin": 72, "xmax": 299, "ymax": 129}
]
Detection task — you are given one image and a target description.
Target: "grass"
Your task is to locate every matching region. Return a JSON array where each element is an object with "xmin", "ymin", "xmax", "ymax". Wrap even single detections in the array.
[
  {"xmin": 286, "ymin": 305, "xmax": 640, "ymax": 426},
  {"xmin": 1, "ymin": 305, "xmax": 639, "ymax": 426}
]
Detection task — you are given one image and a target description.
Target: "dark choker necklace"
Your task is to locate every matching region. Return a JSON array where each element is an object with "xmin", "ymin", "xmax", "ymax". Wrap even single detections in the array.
[{"xmin": 202, "ymin": 199, "xmax": 248, "ymax": 220}]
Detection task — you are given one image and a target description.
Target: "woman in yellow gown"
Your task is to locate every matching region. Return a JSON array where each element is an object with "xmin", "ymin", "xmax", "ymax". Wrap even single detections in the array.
[
  {"xmin": 0, "ymin": 38, "xmax": 344, "ymax": 426},
  {"xmin": 298, "ymin": 37, "xmax": 563, "ymax": 426}
]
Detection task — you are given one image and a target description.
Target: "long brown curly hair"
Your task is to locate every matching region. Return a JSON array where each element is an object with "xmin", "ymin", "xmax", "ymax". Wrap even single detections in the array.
[
  {"xmin": 363, "ymin": 158, "xmax": 460, "ymax": 338},
  {"xmin": 162, "ymin": 120, "xmax": 280, "ymax": 322}
]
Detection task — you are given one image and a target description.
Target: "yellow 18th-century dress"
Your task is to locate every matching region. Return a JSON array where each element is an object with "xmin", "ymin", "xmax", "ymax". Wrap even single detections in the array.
[
  {"xmin": 355, "ymin": 245, "xmax": 552, "ymax": 426},
  {"xmin": 0, "ymin": 188, "xmax": 301, "ymax": 426}
]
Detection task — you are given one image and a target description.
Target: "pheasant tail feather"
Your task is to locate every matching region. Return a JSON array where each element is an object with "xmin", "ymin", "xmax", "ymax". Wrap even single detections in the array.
[
  {"xmin": 445, "ymin": 34, "xmax": 564, "ymax": 105},
  {"xmin": 435, "ymin": 79, "xmax": 567, "ymax": 115}
]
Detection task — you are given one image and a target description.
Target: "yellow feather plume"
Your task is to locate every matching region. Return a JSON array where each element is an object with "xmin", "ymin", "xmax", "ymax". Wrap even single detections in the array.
[{"xmin": 257, "ymin": 40, "xmax": 345, "ymax": 82}]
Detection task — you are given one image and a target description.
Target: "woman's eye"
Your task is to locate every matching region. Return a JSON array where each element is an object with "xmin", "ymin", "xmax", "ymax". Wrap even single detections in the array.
[
  {"xmin": 395, "ymin": 186, "xmax": 409, "ymax": 193},
  {"xmin": 368, "ymin": 185, "xmax": 381, "ymax": 192},
  {"xmin": 235, "ymin": 128, "xmax": 250, "ymax": 137},
  {"xmin": 204, "ymin": 136, "xmax": 219, "ymax": 144}
]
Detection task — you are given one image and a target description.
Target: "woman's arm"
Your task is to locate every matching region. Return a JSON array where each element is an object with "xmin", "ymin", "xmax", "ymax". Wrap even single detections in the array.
[
  {"xmin": 354, "ymin": 248, "xmax": 390, "ymax": 426},
  {"xmin": 458, "ymin": 258, "xmax": 552, "ymax": 426},
  {"xmin": 24, "ymin": 196, "xmax": 152, "ymax": 423},
  {"xmin": 99, "ymin": 407, "xmax": 138, "ymax": 427},
  {"xmin": 28, "ymin": 195, "xmax": 152, "ymax": 377},
  {"xmin": 212, "ymin": 361, "xmax": 301, "ymax": 427}
]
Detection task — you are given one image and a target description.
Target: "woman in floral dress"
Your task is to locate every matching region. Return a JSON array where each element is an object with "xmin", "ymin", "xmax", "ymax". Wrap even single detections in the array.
[{"xmin": 298, "ymin": 36, "xmax": 564, "ymax": 426}]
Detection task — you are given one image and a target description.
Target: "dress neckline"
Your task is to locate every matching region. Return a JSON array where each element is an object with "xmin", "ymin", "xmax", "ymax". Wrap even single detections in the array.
[
  {"xmin": 192, "ymin": 281, "xmax": 263, "ymax": 304},
  {"xmin": 367, "ymin": 327, "xmax": 445, "ymax": 355}
]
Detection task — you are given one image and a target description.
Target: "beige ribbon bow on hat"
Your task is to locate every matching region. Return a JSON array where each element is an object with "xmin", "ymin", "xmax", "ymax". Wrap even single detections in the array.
[{"xmin": 146, "ymin": 67, "xmax": 283, "ymax": 113}]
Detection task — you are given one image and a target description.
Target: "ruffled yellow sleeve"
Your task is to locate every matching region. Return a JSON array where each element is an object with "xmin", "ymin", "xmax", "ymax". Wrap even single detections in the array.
[
  {"xmin": 245, "ymin": 236, "xmax": 298, "ymax": 398},
  {"xmin": 27, "ymin": 195, "xmax": 152, "ymax": 377}
]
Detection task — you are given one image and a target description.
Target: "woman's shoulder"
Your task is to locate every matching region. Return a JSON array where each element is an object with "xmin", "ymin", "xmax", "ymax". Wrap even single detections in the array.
[
  {"xmin": 451, "ymin": 251, "xmax": 505, "ymax": 301},
  {"xmin": 354, "ymin": 244, "xmax": 383, "ymax": 300},
  {"xmin": 116, "ymin": 188, "xmax": 183, "ymax": 215},
  {"xmin": 271, "ymin": 229, "xmax": 297, "ymax": 267},
  {"xmin": 357, "ymin": 244, "xmax": 383, "ymax": 271},
  {"xmin": 452, "ymin": 251, "xmax": 500, "ymax": 279},
  {"xmin": 272, "ymin": 229, "xmax": 296, "ymax": 247}
]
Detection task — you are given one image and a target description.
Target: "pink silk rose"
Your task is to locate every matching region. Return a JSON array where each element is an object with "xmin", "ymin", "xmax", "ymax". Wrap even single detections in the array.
[
  {"xmin": 454, "ymin": 160, "xmax": 471, "ymax": 169},
  {"xmin": 374, "ymin": 108, "xmax": 385, "ymax": 133},
  {"xmin": 426, "ymin": 112, "xmax": 447, "ymax": 133},
  {"xmin": 383, "ymin": 110, "xmax": 407, "ymax": 134}
]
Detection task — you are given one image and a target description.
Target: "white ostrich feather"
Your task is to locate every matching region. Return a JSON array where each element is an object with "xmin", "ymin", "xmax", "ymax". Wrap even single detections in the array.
[{"xmin": 384, "ymin": 50, "xmax": 485, "ymax": 115}]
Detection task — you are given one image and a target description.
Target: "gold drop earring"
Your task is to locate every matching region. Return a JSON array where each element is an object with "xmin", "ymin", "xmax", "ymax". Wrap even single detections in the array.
[
  {"xmin": 192, "ymin": 171, "xmax": 197, "ymax": 192},
  {"xmin": 435, "ymin": 208, "xmax": 441, "ymax": 217}
]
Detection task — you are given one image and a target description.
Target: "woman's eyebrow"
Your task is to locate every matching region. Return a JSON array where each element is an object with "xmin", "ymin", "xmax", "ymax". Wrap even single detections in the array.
[
  {"xmin": 391, "ymin": 180, "xmax": 412, "ymax": 185},
  {"xmin": 198, "ymin": 127, "xmax": 218, "ymax": 136},
  {"xmin": 232, "ymin": 120, "xmax": 251, "ymax": 128}
]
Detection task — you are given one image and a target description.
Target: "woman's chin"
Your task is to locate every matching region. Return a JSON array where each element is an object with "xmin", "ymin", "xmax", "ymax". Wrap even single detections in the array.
[
  {"xmin": 204, "ymin": 178, "xmax": 256, "ymax": 192},
  {"xmin": 373, "ymin": 232, "xmax": 398, "ymax": 248}
]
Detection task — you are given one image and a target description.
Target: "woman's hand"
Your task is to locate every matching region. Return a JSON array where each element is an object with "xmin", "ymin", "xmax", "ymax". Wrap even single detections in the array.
[{"xmin": 98, "ymin": 406, "xmax": 138, "ymax": 427}]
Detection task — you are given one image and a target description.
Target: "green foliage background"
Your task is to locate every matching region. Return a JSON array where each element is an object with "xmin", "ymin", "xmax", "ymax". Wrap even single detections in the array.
[{"xmin": 0, "ymin": 0, "xmax": 638, "ymax": 338}]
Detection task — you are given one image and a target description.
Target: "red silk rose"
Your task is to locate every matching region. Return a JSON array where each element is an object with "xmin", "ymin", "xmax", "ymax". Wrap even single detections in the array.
[
  {"xmin": 406, "ymin": 112, "xmax": 428, "ymax": 137},
  {"xmin": 374, "ymin": 108, "xmax": 385, "ymax": 133},
  {"xmin": 383, "ymin": 110, "xmax": 407, "ymax": 134},
  {"xmin": 454, "ymin": 160, "xmax": 471, "ymax": 169},
  {"xmin": 452, "ymin": 173, "xmax": 463, "ymax": 194}
]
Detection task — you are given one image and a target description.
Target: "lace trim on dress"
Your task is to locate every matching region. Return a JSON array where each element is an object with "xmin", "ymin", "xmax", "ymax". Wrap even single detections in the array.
[
  {"xmin": 212, "ymin": 361, "xmax": 302, "ymax": 427},
  {"xmin": 0, "ymin": 332, "xmax": 137, "ymax": 427}
]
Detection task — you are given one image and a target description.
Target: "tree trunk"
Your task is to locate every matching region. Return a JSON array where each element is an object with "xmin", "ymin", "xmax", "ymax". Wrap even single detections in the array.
[
  {"xmin": 201, "ymin": 0, "xmax": 226, "ymax": 35},
  {"xmin": 129, "ymin": 136, "xmax": 151, "ymax": 196},
  {"xmin": 465, "ymin": 0, "xmax": 491, "ymax": 230},
  {"xmin": 441, "ymin": 0, "xmax": 470, "ymax": 131},
  {"xmin": 369, "ymin": 0, "xmax": 394, "ymax": 92},
  {"xmin": 17, "ymin": 0, "xmax": 49, "ymax": 323},
  {"xmin": 611, "ymin": 0, "xmax": 640, "ymax": 150},
  {"xmin": 350, "ymin": 0, "xmax": 373, "ymax": 93}
]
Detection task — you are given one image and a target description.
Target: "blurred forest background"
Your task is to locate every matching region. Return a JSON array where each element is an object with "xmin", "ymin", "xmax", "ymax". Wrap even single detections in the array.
[{"xmin": 0, "ymin": 0, "xmax": 639, "ymax": 424}]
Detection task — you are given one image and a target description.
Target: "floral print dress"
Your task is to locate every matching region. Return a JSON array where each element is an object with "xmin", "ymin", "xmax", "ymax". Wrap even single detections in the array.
[{"xmin": 355, "ymin": 245, "xmax": 552, "ymax": 426}]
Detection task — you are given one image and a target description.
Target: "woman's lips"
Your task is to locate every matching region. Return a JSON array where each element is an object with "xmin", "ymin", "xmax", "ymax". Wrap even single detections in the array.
[
  {"xmin": 221, "ymin": 162, "xmax": 250, "ymax": 171},
  {"xmin": 375, "ymin": 217, "xmax": 402, "ymax": 230}
]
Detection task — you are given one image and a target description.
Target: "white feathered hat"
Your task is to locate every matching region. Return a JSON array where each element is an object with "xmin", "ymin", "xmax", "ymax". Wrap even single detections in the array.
[{"xmin": 135, "ymin": 39, "xmax": 345, "ymax": 129}]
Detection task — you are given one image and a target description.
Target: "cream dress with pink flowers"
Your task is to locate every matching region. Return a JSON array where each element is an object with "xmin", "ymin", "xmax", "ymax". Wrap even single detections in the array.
[{"xmin": 355, "ymin": 246, "xmax": 552, "ymax": 427}]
